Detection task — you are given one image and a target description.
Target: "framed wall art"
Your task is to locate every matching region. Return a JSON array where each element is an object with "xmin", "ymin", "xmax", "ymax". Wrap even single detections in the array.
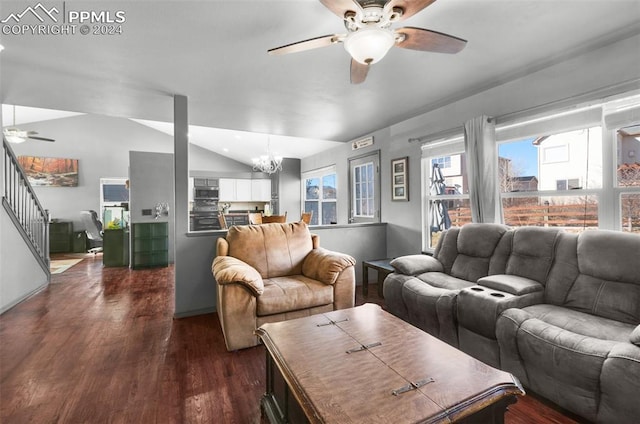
[
  {"xmin": 17, "ymin": 156, "xmax": 79, "ymax": 187},
  {"xmin": 391, "ymin": 156, "xmax": 408, "ymax": 201}
]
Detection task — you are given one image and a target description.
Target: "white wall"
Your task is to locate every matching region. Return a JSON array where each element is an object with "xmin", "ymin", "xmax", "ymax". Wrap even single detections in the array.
[
  {"xmin": 8, "ymin": 114, "xmax": 252, "ymax": 231},
  {"xmin": 0, "ymin": 206, "xmax": 48, "ymax": 313},
  {"xmin": 129, "ymin": 151, "xmax": 175, "ymax": 262},
  {"xmin": 9, "ymin": 115, "xmax": 173, "ymax": 230}
]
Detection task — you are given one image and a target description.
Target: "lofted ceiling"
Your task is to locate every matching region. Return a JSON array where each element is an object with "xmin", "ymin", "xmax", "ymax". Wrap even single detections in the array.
[{"xmin": 1, "ymin": 0, "xmax": 640, "ymax": 164}]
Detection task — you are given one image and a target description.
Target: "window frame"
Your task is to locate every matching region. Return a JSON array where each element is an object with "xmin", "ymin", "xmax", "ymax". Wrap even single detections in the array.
[
  {"xmin": 301, "ymin": 165, "xmax": 337, "ymax": 226},
  {"xmin": 348, "ymin": 150, "xmax": 381, "ymax": 224}
]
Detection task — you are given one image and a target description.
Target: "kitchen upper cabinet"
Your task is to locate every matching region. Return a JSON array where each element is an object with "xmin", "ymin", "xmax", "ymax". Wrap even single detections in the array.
[
  {"xmin": 251, "ymin": 179, "xmax": 271, "ymax": 202},
  {"xmin": 220, "ymin": 178, "xmax": 267, "ymax": 202},
  {"xmin": 236, "ymin": 179, "xmax": 251, "ymax": 201},
  {"xmin": 219, "ymin": 178, "xmax": 236, "ymax": 201}
]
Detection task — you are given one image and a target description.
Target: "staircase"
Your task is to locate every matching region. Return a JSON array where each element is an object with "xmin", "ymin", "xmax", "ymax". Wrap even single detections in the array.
[{"xmin": 2, "ymin": 136, "xmax": 50, "ymax": 278}]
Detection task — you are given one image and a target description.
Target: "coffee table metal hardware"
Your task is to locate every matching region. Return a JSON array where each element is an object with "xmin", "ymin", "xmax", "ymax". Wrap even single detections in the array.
[
  {"xmin": 392, "ymin": 378, "xmax": 436, "ymax": 396},
  {"xmin": 346, "ymin": 341, "xmax": 382, "ymax": 354},
  {"xmin": 316, "ymin": 317, "xmax": 349, "ymax": 327}
]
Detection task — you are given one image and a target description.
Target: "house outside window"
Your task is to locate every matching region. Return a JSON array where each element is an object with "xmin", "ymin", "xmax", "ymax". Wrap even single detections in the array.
[
  {"xmin": 302, "ymin": 166, "xmax": 336, "ymax": 225},
  {"xmin": 499, "ymin": 126, "xmax": 602, "ymax": 231}
]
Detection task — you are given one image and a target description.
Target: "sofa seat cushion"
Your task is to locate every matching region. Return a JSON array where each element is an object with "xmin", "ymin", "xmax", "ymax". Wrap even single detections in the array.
[
  {"xmin": 504, "ymin": 309, "xmax": 623, "ymax": 422},
  {"xmin": 257, "ymin": 275, "xmax": 333, "ymax": 316},
  {"xmin": 520, "ymin": 304, "xmax": 635, "ymax": 343},
  {"xmin": 415, "ymin": 271, "xmax": 476, "ymax": 291}
]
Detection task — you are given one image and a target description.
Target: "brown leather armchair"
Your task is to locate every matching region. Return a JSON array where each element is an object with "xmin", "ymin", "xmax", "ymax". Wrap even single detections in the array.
[{"xmin": 212, "ymin": 221, "xmax": 356, "ymax": 350}]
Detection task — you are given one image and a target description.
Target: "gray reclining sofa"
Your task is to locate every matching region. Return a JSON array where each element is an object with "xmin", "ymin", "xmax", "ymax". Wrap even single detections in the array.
[{"xmin": 384, "ymin": 224, "xmax": 640, "ymax": 423}]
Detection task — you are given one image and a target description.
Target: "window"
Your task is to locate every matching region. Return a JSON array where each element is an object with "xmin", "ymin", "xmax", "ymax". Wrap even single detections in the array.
[
  {"xmin": 542, "ymin": 144, "xmax": 569, "ymax": 163},
  {"xmin": 302, "ymin": 166, "xmax": 336, "ymax": 225},
  {"xmin": 100, "ymin": 177, "xmax": 129, "ymax": 227},
  {"xmin": 348, "ymin": 151, "xmax": 380, "ymax": 223},
  {"xmin": 353, "ymin": 163, "xmax": 375, "ymax": 217},
  {"xmin": 419, "ymin": 92, "xmax": 639, "ymax": 245},
  {"xmin": 423, "ymin": 148, "xmax": 470, "ymax": 249},
  {"xmin": 616, "ymin": 123, "xmax": 640, "ymax": 232},
  {"xmin": 431, "ymin": 156, "xmax": 451, "ymax": 169},
  {"xmin": 499, "ymin": 126, "xmax": 601, "ymax": 231}
]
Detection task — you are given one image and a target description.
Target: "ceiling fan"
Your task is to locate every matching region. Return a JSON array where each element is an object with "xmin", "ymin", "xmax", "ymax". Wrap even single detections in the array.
[
  {"xmin": 268, "ymin": 0, "xmax": 467, "ymax": 84},
  {"xmin": 3, "ymin": 105, "xmax": 55, "ymax": 143}
]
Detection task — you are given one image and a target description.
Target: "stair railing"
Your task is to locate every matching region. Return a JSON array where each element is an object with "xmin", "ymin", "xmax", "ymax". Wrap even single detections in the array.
[{"xmin": 2, "ymin": 136, "xmax": 50, "ymax": 274}]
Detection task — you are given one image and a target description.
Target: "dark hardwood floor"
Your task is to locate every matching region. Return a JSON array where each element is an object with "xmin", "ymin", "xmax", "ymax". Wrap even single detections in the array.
[{"xmin": 0, "ymin": 253, "xmax": 585, "ymax": 423}]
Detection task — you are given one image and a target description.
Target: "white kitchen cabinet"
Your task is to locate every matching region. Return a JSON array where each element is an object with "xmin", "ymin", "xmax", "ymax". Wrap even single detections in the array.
[
  {"xmin": 251, "ymin": 179, "xmax": 272, "ymax": 201},
  {"xmin": 219, "ymin": 178, "xmax": 236, "ymax": 201},
  {"xmin": 219, "ymin": 178, "xmax": 271, "ymax": 202},
  {"xmin": 235, "ymin": 179, "xmax": 252, "ymax": 201}
]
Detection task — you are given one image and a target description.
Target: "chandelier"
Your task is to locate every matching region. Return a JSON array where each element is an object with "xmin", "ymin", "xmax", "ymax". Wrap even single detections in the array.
[{"xmin": 252, "ymin": 137, "xmax": 283, "ymax": 175}]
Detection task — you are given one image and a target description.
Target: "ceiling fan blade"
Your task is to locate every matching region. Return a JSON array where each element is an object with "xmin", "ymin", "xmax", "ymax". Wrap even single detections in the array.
[
  {"xmin": 384, "ymin": 0, "xmax": 437, "ymax": 21},
  {"xmin": 350, "ymin": 59, "xmax": 369, "ymax": 84},
  {"xmin": 268, "ymin": 34, "xmax": 340, "ymax": 56},
  {"xmin": 396, "ymin": 27, "xmax": 467, "ymax": 53},
  {"xmin": 28, "ymin": 136, "xmax": 55, "ymax": 142},
  {"xmin": 319, "ymin": 0, "xmax": 362, "ymax": 19}
]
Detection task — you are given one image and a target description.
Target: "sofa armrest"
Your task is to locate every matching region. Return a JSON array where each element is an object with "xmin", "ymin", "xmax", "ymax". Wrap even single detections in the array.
[
  {"xmin": 302, "ymin": 248, "xmax": 356, "ymax": 285},
  {"xmin": 390, "ymin": 254, "xmax": 444, "ymax": 275},
  {"xmin": 457, "ymin": 285, "xmax": 544, "ymax": 340},
  {"xmin": 477, "ymin": 274, "xmax": 543, "ymax": 296},
  {"xmin": 212, "ymin": 256, "xmax": 264, "ymax": 296}
]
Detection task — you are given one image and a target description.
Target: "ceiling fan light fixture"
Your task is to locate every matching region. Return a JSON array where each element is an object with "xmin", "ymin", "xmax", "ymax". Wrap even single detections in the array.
[
  {"xmin": 5, "ymin": 133, "xmax": 26, "ymax": 144},
  {"xmin": 344, "ymin": 27, "xmax": 395, "ymax": 65}
]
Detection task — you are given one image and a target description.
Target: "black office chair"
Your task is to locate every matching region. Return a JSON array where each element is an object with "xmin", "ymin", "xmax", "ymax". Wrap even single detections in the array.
[{"xmin": 80, "ymin": 210, "xmax": 103, "ymax": 254}]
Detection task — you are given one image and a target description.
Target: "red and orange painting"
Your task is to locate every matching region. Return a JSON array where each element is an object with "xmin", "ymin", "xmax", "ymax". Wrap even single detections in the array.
[{"xmin": 17, "ymin": 156, "xmax": 79, "ymax": 187}]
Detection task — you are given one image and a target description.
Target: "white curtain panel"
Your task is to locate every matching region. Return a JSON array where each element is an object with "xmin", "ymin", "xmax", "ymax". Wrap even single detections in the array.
[{"xmin": 464, "ymin": 115, "xmax": 502, "ymax": 223}]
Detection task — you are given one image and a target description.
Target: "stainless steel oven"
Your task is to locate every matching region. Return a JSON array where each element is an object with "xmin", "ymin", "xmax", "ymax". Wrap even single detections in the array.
[
  {"xmin": 194, "ymin": 187, "xmax": 219, "ymax": 200},
  {"xmin": 191, "ymin": 178, "xmax": 220, "ymax": 231},
  {"xmin": 191, "ymin": 212, "xmax": 221, "ymax": 231}
]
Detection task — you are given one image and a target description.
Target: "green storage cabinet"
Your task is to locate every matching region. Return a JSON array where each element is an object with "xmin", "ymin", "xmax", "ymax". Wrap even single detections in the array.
[
  {"xmin": 49, "ymin": 221, "xmax": 73, "ymax": 253},
  {"xmin": 103, "ymin": 229, "xmax": 130, "ymax": 267},
  {"xmin": 72, "ymin": 231, "xmax": 88, "ymax": 253},
  {"xmin": 131, "ymin": 222, "xmax": 168, "ymax": 269}
]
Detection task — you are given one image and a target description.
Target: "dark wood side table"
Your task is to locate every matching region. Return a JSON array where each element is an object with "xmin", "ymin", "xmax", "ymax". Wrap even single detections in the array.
[{"xmin": 362, "ymin": 258, "xmax": 394, "ymax": 298}]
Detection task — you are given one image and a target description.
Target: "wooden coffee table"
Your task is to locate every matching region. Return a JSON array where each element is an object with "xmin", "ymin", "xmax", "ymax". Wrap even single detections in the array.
[{"xmin": 256, "ymin": 303, "xmax": 524, "ymax": 424}]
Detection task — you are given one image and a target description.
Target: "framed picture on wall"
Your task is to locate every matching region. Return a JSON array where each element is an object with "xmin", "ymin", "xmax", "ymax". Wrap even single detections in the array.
[
  {"xmin": 17, "ymin": 156, "xmax": 79, "ymax": 187},
  {"xmin": 391, "ymin": 156, "xmax": 408, "ymax": 201}
]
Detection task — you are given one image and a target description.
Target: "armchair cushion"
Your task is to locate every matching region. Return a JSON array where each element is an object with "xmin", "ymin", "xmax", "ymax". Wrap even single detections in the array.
[
  {"xmin": 212, "ymin": 256, "xmax": 264, "ymax": 296},
  {"xmin": 391, "ymin": 254, "xmax": 443, "ymax": 275},
  {"xmin": 302, "ymin": 248, "xmax": 356, "ymax": 285},
  {"xmin": 257, "ymin": 275, "xmax": 334, "ymax": 316}
]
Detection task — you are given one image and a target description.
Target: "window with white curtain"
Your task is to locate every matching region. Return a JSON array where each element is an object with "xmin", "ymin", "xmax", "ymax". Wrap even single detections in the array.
[{"xmin": 419, "ymin": 91, "xmax": 640, "ymax": 248}]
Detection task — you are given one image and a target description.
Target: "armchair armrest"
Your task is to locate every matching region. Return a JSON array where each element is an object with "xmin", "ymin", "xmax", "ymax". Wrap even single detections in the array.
[
  {"xmin": 212, "ymin": 256, "xmax": 264, "ymax": 296},
  {"xmin": 302, "ymin": 248, "xmax": 356, "ymax": 285},
  {"xmin": 390, "ymin": 254, "xmax": 443, "ymax": 275},
  {"xmin": 477, "ymin": 274, "xmax": 543, "ymax": 295}
]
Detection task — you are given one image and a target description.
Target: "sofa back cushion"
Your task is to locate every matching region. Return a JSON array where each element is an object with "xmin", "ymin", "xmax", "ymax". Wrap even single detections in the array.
[
  {"xmin": 225, "ymin": 222, "xmax": 313, "ymax": 278},
  {"xmin": 504, "ymin": 227, "xmax": 563, "ymax": 284},
  {"xmin": 546, "ymin": 230, "xmax": 640, "ymax": 324},
  {"xmin": 436, "ymin": 223, "xmax": 509, "ymax": 282}
]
